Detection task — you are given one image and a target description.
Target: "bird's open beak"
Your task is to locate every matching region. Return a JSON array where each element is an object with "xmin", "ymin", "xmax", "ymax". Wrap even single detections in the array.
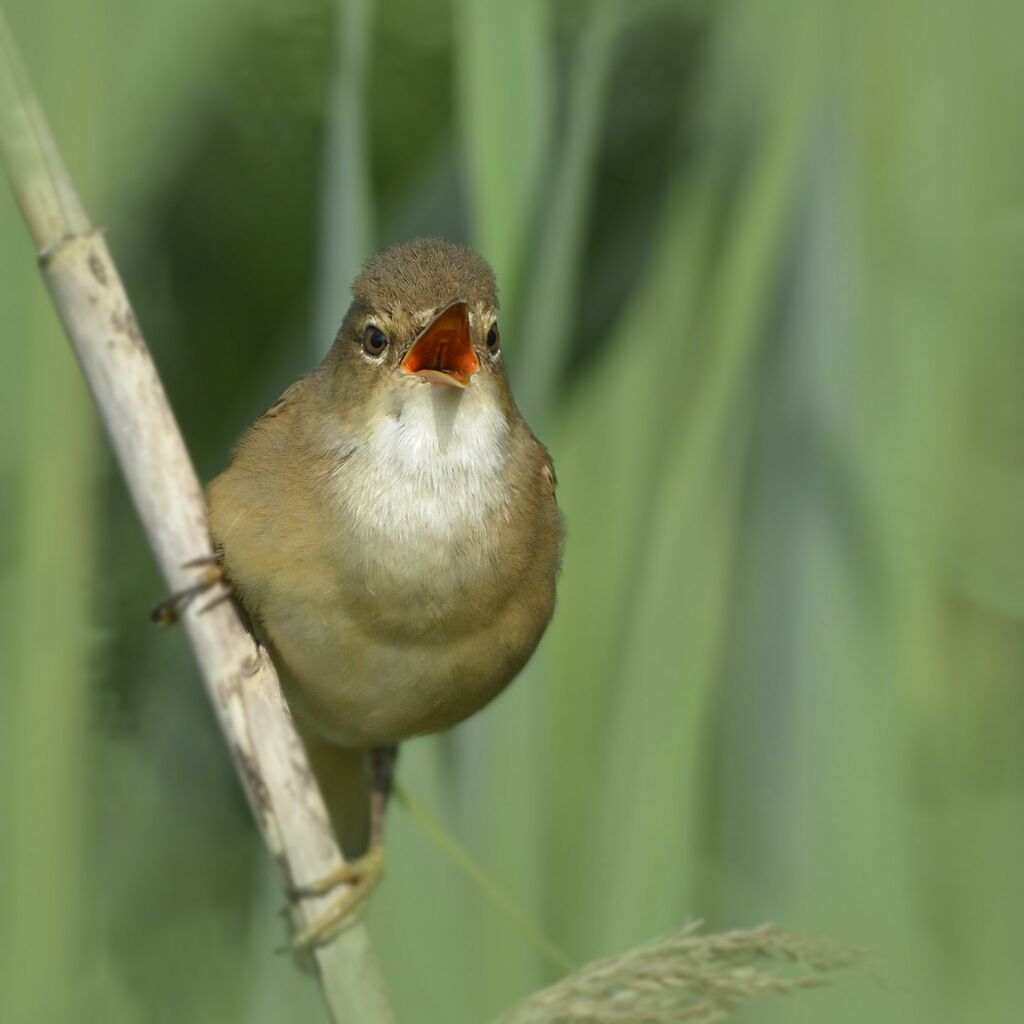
[{"xmin": 401, "ymin": 300, "xmax": 479, "ymax": 389}]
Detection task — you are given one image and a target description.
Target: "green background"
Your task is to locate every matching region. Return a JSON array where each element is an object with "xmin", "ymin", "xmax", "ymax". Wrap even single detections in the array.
[{"xmin": 2, "ymin": 0, "xmax": 1022, "ymax": 1021}]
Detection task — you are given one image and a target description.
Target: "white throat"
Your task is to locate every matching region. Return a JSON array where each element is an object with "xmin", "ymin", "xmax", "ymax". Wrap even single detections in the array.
[{"xmin": 337, "ymin": 385, "xmax": 510, "ymax": 543}]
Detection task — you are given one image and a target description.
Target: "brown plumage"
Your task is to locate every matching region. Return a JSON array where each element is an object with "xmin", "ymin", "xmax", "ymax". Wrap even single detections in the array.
[{"xmin": 207, "ymin": 239, "xmax": 562, "ymax": 939}]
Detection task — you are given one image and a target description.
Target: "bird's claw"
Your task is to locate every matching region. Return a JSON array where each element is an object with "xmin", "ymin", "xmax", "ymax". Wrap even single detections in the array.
[
  {"xmin": 150, "ymin": 557, "xmax": 225, "ymax": 626},
  {"xmin": 288, "ymin": 845, "xmax": 386, "ymax": 950}
]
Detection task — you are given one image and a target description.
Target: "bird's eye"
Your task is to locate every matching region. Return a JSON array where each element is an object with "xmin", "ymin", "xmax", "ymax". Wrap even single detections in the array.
[
  {"xmin": 486, "ymin": 322, "xmax": 500, "ymax": 352},
  {"xmin": 363, "ymin": 325, "xmax": 388, "ymax": 357}
]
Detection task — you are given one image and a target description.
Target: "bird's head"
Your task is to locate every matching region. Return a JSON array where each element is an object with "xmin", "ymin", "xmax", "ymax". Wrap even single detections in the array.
[{"xmin": 324, "ymin": 239, "xmax": 512, "ymax": 427}]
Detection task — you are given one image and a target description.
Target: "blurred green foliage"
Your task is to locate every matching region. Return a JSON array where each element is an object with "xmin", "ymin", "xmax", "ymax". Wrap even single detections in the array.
[{"xmin": 2, "ymin": 0, "xmax": 1023, "ymax": 1021}]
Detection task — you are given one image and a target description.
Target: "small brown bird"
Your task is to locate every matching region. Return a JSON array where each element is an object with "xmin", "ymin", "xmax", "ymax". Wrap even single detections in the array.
[{"xmin": 207, "ymin": 238, "xmax": 563, "ymax": 944}]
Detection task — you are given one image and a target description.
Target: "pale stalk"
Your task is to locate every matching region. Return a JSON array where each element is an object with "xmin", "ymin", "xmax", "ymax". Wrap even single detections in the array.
[{"xmin": 0, "ymin": 9, "xmax": 392, "ymax": 1022}]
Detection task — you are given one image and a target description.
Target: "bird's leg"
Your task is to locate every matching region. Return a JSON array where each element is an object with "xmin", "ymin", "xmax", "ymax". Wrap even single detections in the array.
[
  {"xmin": 290, "ymin": 745, "xmax": 398, "ymax": 949},
  {"xmin": 150, "ymin": 555, "xmax": 227, "ymax": 625}
]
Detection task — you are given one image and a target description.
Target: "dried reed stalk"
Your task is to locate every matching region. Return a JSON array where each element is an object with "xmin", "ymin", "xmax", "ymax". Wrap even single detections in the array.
[{"xmin": 0, "ymin": 9, "xmax": 392, "ymax": 1022}]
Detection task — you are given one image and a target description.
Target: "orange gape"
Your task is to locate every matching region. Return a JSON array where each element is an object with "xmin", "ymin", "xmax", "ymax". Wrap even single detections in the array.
[{"xmin": 401, "ymin": 300, "xmax": 480, "ymax": 388}]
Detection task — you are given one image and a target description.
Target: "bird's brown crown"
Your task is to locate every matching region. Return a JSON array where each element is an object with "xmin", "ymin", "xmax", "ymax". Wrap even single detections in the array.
[{"xmin": 351, "ymin": 238, "xmax": 498, "ymax": 315}]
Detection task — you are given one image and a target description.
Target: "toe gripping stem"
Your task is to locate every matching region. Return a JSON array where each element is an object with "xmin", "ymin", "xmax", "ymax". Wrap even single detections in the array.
[
  {"xmin": 150, "ymin": 554, "xmax": 227, "ymax": 626},
  {"xmin": 288, "ymin": 746, "xmax": 399, "ymax": 949}
]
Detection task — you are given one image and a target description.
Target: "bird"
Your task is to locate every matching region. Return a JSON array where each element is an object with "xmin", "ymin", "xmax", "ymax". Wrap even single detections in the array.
[{"xmin": 204, "ymin": 237, "xmax": 563, "ymax": 945}]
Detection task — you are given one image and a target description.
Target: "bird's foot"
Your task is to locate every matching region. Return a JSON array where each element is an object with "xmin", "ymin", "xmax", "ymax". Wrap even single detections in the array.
[
  {"xmin": 288, "ymin": 844, "xmax": 386, "ymax": 949},
  {"xmin": 150, "ymin": 555, "xmax": 226, "ymax": 626}
]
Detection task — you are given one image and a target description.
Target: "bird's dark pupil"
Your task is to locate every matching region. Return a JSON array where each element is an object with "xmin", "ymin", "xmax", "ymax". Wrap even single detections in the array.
[
  {"xmin": 366, "ymin": 327, "xmax": 385, "ymax": 352},
  {"xmin": 487, "ymin": 325, "xmax": 499, "ymax": 348}
]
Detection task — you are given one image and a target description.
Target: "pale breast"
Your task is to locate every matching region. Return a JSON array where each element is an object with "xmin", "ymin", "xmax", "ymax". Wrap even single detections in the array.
[{"xmin": 324, "ymin": 386, "xmax": 514, "ymax": 622}]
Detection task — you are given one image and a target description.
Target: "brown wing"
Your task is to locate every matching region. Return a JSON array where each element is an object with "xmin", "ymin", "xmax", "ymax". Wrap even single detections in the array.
[
  {"xmin": 541, "ymin": 451, "xmax": 557, "ymax": 498},
  {"xmin": 252, "ymin": 377, "xmax": 305, "ymax": 425}
]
